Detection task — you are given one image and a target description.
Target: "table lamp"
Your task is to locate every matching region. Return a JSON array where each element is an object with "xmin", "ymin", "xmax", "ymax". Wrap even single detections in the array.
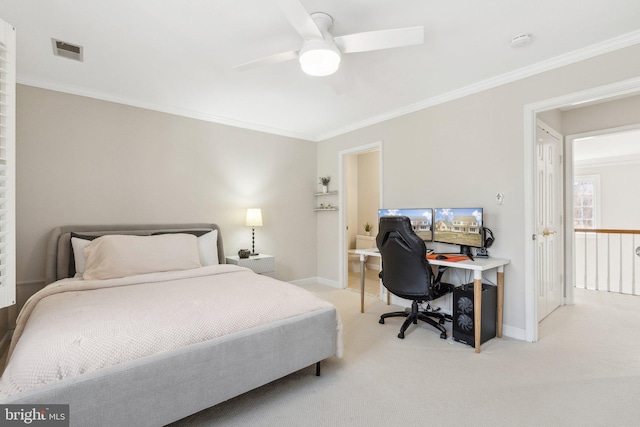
[{"xmin": 245, "ymin": 208, "xmax": 263, "ymax": 256}]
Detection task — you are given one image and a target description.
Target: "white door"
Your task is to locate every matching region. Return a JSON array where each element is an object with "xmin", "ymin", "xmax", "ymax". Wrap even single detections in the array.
[{"xmin": 535, "ymin": 123, "xmax": 564, "ymax": 321}]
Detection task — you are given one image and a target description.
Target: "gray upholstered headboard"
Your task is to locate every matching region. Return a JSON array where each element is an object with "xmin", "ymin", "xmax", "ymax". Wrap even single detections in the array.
[{"xmin": 44, "ymin": 223, "xmax": 225, "ymax": 285}]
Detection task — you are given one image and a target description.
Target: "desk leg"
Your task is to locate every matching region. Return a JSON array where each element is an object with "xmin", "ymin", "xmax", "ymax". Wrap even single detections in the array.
[
  {"xmin": 497, "ymin": 267, "xmax": 504, "ymax": 338},
  {"xmin": 360, "ymin": 255, "xmax": 366, "ymax": 313},
  {"xmin": 474, "ymin": 271, "xmax": 482, "ymax": 354}
]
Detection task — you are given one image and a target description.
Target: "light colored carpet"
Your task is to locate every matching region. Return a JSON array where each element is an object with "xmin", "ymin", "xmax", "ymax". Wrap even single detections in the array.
[{"xmin": 170, "ymin": 285, "xmax": 640, "ymax": 427}]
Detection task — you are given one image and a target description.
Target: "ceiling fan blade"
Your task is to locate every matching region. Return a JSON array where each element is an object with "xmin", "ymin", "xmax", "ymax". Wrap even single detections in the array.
[
  {"xmin": 335, "ymin": 26, "xmax": 424, "ymax": 53},
  {"xmin": 234, "ymin": 50, "xmax": 299, "ymax": 72},
  {"xmin": 274, "ymin": 0, "xmax": 323, "ymax": 40}
]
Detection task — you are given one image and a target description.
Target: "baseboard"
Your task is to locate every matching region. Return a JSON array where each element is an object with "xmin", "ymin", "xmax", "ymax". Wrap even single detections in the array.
[{"xmin": 502, "ymin": 324, "xmax": 526, "ymax": 341}]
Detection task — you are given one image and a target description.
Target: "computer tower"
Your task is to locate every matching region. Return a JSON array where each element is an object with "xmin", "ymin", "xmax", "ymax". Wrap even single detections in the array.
[{"xmin": 452, "ymin": 283, "xmax": 497, "ymax": 348}]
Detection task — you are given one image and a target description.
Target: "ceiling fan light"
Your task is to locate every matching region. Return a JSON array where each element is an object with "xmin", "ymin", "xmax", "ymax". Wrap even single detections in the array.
[{"xmin": 299, "ymin": 44, "xmax": 341, "ymax": 76}]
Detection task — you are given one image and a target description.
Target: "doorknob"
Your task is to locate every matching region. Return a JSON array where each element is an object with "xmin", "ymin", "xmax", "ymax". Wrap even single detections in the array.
[{"xmin": 542, "ymin": 230, "xmax": 557, "ymax": 237}]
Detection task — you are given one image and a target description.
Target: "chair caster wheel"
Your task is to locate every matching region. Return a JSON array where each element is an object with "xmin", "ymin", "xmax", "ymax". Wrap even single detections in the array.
[
  {"xmin": 398, "ymin": 332, "xmax": 405, "ymax": 339},
  {"xmin": 439, "ymin": 318, "xmax": 445, "ymax": 324},
  {"xmin": 440, "ymin": 332, "xmax": 447, "ymax": 339},
  {"xmin": 379, "ymin": 319, "xmax": 385, "ymax": 324}
]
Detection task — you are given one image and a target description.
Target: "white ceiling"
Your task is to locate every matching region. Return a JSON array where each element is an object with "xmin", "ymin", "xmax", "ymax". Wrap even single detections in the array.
[{"xmin": 2, "ymin": 0, "xmax": 640, "ymax": 141}]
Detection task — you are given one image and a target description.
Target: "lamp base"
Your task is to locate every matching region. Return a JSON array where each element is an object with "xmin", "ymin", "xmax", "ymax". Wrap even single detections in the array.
[{"xmin": 250, "ymin": 227, "xmax": 259, "ymax": 257}]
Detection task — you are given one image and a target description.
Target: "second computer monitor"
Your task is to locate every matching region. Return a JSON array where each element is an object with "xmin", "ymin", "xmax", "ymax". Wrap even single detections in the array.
[
  {"xmin": 378, "ymin": 208, "xmax": 433, "ymax": 241},
  {"xmin": 433, "ymin": 208, "xmax": 483, "ymax": 250}
]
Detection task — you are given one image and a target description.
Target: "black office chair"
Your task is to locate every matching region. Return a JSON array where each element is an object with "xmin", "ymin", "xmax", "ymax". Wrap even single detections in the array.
[{"xmin": 376, "ymin": 216, "xmax": 454, "ymax": 339}]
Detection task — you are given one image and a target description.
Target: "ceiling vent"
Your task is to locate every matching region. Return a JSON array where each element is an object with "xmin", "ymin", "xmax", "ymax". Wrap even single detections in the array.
[{"xmin": 52, "ymin": 39, "xmax": 83, "ymax": 62}]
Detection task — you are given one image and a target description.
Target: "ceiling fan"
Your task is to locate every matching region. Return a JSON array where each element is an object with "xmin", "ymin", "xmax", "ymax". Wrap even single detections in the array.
[{"xmin": 235, "ymin": 0, "xmax": 424, "ymax": 77}]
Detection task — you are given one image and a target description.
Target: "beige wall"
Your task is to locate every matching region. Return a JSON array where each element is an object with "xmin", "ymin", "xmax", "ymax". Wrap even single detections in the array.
[
  {"xmin": 562, "ymin": 94, "xmax": 640, "ymax": 136},
  {"xmin": 345, "ymin": 154, "xmax": 358, "ymax": 249},
  {"xmin": 316, "ymin": 43, "xmax": 640, "ymax": 336},
  {"xmin": 357, "ymin": 151, "xmax": 380, "ymax": 237},
  {"xmin": 15, "ymin": 85, "xmax": 318, "ymax": 290}
]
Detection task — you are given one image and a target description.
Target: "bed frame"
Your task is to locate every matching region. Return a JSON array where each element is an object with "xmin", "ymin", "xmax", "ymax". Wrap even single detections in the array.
[{"xmin": 3, "ymin": 224, "xmax": 339, "ymax": 426}]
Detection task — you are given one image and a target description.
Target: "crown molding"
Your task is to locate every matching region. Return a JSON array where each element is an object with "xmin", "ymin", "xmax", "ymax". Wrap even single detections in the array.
[{"xmin": 575, "ymin": 155, "xmax": 640, "ymax": 168}]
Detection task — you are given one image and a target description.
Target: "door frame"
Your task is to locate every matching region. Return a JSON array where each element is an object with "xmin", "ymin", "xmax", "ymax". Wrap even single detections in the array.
[
  {"xmin": 338, "ymin": 141, "xmax": 383, "ymax": 289},
  {"xmin": 523, "ymin": 76, "xmax": 640, "ymax": 342}
]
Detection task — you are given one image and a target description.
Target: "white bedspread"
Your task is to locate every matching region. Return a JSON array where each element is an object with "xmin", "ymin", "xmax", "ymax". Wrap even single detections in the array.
[{"xmin": 0, "ymin": 265, "xmax": 342, "ymax": 398}]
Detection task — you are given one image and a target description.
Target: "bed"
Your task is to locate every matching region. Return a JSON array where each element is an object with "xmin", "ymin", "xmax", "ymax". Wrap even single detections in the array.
[{"xmin": 0, "ymin": 223, "xmax": 342, "ymax": 426}]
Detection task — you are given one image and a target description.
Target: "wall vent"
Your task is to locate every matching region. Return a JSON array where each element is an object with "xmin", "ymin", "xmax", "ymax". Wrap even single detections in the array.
[{"xmin": 52, "ymin": 39, "xmax": 83, "ymax": 62}]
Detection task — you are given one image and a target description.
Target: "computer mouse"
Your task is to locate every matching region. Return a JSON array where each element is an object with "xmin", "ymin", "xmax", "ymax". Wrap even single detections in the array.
[{"xmin": 436, "ymin": 255, "xmax": 447, "ymax": 260}]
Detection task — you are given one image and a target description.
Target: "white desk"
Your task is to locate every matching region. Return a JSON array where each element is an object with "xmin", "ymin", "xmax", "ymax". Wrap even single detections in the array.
[{"xmin": 355, "ymin": 248, "xmax": 510, "ymax": 353}]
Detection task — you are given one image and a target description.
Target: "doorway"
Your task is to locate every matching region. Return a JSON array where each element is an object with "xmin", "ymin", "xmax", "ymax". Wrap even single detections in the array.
[
  {"xmin": 569, "ymin": 126, "xmax": 640, "ymax": 297},
  {"xmin": 524, "ymin": 76, "xmax": 640, "ymax": 342},
  {"xmin": 339, "ymin": 142, "xmax": 382, "ymax": 295}
]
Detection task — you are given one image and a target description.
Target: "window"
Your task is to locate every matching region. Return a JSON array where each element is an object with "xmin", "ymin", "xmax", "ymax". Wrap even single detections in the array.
[
  {"xmin": 0, "ymin": 18, "xmax": 16, "ymax": 309},
  {"xmin": 573, "ymin": 175, "xmax": 599, "ymax": 229}
]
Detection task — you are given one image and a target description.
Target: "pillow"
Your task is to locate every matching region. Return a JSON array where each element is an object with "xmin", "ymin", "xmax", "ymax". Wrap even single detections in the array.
[
  {"xmin": 70, "ymin": 232, "xmax": 102, "ymax": 277},
  {"xmin": 196, "ymin": 229, "xmax": 219, "ymax": 266},
  {"xmin": 83, "ymin": 234, "xmax": 202, "ymax": 280},
  {"xmin": 71, "ymin": 236, "xmax": 92, "ymax": 277},
  {"xmin": 151, "ymin": 229, "xmax": 219, "ymax": 266}
]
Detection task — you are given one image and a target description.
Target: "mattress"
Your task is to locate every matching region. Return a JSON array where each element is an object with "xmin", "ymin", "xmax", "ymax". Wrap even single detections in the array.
[{"xmin": 1, "ymin": 264, "xmax": 342, "ymax": 399}]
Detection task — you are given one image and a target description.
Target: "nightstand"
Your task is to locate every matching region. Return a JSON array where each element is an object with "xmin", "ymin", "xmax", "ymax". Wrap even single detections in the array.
[{"xmin": 226, "ymin": 254, "xmax": 275, "ymax": 277}]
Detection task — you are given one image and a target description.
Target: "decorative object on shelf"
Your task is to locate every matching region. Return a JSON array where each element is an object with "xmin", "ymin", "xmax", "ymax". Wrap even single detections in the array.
[
  {"xmin": 245, "ymin": 208, "xmax": 263, "ymax": 256},
  {"xmin": 238, "ymin": 249, "xmax": 251, "ymax": 259},
  {"xmin": 319, "ymin": 176, "xmax": 331, "ymax": 193},
  {"xmin": 364, "ymin": 222, "xmax": 373, "ymax": 236}
]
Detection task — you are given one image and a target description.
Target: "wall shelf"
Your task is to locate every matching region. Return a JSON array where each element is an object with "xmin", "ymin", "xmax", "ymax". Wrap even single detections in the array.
[{"xmin": 314, "ymin": 191, "xmax": 338, "ymax": 211}]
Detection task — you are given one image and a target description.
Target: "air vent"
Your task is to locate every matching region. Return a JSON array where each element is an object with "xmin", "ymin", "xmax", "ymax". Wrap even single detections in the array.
[{"xmin": 52, "ymin": 39, "xmax": 83, "ymax": 62}]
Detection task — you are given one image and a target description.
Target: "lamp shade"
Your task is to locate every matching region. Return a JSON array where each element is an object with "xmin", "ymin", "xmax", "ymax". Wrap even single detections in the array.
[{"xmin": 245, "ymin": 208, "xmax": 263, "ymax": 227}]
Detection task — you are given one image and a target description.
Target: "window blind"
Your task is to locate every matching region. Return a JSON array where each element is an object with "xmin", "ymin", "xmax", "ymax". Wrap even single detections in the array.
[{"xmin": 0, "ymin": 19, "xmax": 16, "ymax": 309}]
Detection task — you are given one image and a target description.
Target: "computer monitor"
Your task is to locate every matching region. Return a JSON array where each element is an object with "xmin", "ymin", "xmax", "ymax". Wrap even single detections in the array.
[
  {"xmin": 433, "ymin": 208, "xmax": 483, "ymax": 256},
  {"xmin": 378, "ymin": 208, "xmax": 433, "ymax": 241}
]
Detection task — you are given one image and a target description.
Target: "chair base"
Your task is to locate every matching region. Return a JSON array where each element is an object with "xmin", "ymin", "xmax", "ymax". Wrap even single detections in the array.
[{"xmin": 379, "ymin": 300, "xmax": 452, "ymax": 339}]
